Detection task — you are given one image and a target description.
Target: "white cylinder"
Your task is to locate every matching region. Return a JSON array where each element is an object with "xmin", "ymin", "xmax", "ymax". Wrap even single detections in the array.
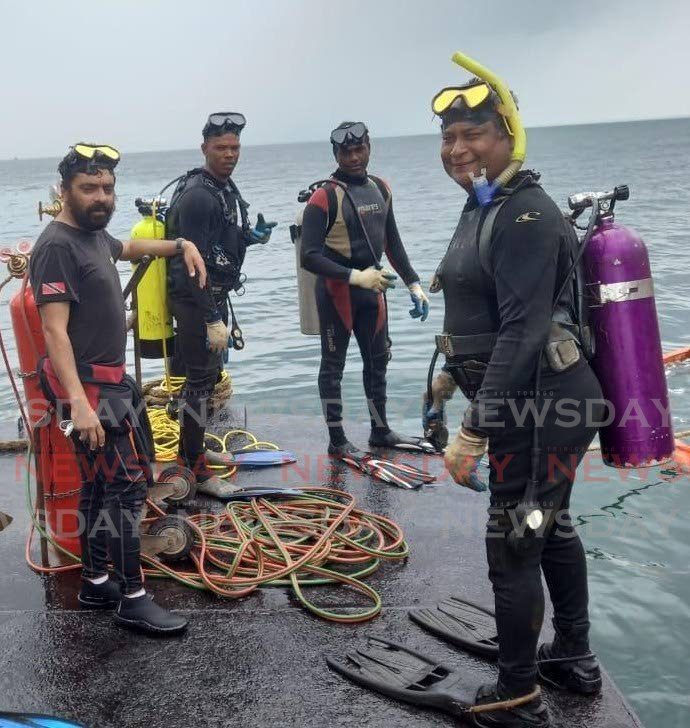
[{"xmin": 290, "ymin": 208, "xmax": 320, "ymax": 336}]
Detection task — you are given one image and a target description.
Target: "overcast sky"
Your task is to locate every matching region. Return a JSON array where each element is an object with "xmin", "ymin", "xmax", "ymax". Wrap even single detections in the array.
[{"xmin": 1, "ymin": 0, "xmax": 688, "ymax": 159}]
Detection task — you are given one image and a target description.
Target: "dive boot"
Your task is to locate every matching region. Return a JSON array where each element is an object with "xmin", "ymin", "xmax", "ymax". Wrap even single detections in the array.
[
  {"xmin": 473, "ymin": 683, "xmax": 550, "ymax": 728},
  {"xmin": 114, "ymin": 593, "xmax": 188, "ymax": 635},
  {"xmin": 78, "ymin": 577, "xmax": 121, "ymax": 609},
  {"xmin": 328, "ymin": 440, "xmax": 359, "ymax": 457},
  {"xmin": 368, "ymin": 429, "xmax": 436, "ymax": 454},
  {"xmin": 537, "ymin": 641, "xmax": 602, "ymax": 695},
  {"xmin": 195, "ymin": 473, "xmax": 239, "ymax": 500}
]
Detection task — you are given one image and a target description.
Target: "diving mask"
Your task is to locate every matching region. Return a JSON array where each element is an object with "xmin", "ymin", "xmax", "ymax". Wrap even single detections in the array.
[
  {"xmin": 330, "ymin": 122, "xmax": 369, "ymax": 147},
  {"xmin": 205, "ymin": 112, "xmax": 246, "ymax": 135},
  {"xmin": 73, "ymin": 143, "xmax": 120, "ymax": 165},
  {"xmin": 431, "ymin": 82, "xmax": 491, "ymax": 115}
]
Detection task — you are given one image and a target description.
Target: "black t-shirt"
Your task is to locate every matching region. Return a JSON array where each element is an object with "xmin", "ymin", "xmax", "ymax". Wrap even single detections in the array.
[{"xmin": 29, "ymin": 220, "xmax": 127, "ymax": 365}]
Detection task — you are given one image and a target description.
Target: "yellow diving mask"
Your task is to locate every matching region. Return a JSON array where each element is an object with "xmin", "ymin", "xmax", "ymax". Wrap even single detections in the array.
[
  {"xmin": 431, "ymin": 82, "xmax": 491, "ymax": 115},
  {"xmin": 73, "ymin": 143, "xmax": 120, "ymax": 163}
]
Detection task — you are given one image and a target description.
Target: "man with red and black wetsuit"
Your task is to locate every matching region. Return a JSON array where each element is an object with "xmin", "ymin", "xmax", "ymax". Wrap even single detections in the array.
[
  {"xmin": 300, "ymin": 121, "xmax": 430, "ymax": 456},
  {"xmin": 29, "ymin": 143, "xmax": 206, "ymax": 636}
]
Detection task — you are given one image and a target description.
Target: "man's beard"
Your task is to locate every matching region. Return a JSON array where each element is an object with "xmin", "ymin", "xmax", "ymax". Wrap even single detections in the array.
[{"xmin": 72, "ymin": 201, "xmax": 115, "ymax": 231}]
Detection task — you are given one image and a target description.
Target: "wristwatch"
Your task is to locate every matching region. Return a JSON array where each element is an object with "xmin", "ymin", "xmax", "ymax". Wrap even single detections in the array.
[{"xmin": 175, "ymin": 237, "xmax": 185, "ymax": 254}]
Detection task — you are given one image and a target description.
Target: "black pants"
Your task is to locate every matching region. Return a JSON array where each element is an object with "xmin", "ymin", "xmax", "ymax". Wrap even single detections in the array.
[
  {"xmin": 316, "ymin": 277, "xmax": 389, "ymax": 441},
  {"xmin": 482, "ymin": 359, "xmax": 603, "ymax": 696},
  {"xmin": 73, "ymin": 424, "xmax": 147, "ymax": 594},
  {"xmin": 170, "ymin": 298, "xmax": 225, "ymax": 478}
]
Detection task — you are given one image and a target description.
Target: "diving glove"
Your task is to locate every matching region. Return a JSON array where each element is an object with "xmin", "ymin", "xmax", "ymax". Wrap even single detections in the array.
[
  {"xmin": 206, "ymin": 320, "xmax": 230, "ymax": 354},
  {"xmin": 422, "ymin": 370, "xmax": 457, "ymax": 452},
  {"xmin": 444, "ymin": 426, "xmax": 488, "ymax": 492},
  {"xmin": 349, "ymin": 266, "xmax": 397, "ymax": 292},
  {"xmin": 248, "ymin": 213, "xmax": 277, "ymax": 245},
  {"xmin": 408, "ymin": 282, "xmax": 429, "ymax": 321}
]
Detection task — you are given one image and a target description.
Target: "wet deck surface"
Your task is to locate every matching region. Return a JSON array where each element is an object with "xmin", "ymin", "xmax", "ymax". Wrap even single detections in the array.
[{"xmin": 0, "ymin": 411, "xmax": 643, "ymax": 727}]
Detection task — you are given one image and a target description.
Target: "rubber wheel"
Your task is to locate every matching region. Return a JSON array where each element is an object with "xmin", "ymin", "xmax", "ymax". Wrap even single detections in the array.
[
  {"xmin": 156, "ymin": 465, "xmax": 197, "ymax": 503},
  {"xmin": 146, "ymin": 515, "xmax": 195, "ymax": 563}
]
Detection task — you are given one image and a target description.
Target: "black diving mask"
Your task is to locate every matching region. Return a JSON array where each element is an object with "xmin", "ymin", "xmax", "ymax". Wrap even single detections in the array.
[
  {"xmin": 330, "ymin": 122, "xmax": 369, "ymax": 147},
  {"xmin": 204, "ymin": 112, "xmax": 246, "ymax": 136}
]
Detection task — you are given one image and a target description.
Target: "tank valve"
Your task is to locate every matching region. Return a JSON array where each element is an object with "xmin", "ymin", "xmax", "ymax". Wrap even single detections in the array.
[{"xmin": 38, "ymin": 199, "xmax": 62, "ymax": 220}]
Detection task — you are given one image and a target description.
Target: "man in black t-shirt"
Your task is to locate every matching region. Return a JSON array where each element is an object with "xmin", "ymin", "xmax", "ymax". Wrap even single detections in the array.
[
  {"xmin": 165, "ymin": 112, "xmax": 276, "ymax": 498},
  {"xmin": 30, "ymin": 143, "xmax": 206, "ymax": 636}
]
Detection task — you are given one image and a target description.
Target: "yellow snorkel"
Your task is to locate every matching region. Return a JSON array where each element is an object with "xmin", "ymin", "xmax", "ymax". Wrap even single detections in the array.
[{"xmin": 451, "ymin": 51, "xmax": 527, "ymax": 204}]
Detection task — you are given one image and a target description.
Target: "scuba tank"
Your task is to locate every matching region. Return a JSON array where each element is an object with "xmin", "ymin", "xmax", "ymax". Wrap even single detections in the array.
[
  {"xmin": 569, "ymin": 186, "xmax": 674, "ymax": 467},
  {"xmin": 289, "ymin": 204, "xmax": 320, "ymax": 336},
  {"xmin": 129, "ymin": 197, "xmax": 175, "ymax": 358}
]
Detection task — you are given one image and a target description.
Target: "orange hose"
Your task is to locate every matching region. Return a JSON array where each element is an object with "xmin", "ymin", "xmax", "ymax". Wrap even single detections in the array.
[{"xmin": 664, "ymin": 346, "xmax": 690, "ymax": 365}]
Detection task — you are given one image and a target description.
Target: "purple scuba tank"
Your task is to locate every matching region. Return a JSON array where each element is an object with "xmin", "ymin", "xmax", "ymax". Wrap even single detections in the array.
[{"xmin": 570, "ymin": 187, "xmax": 674, "ymax": 467}]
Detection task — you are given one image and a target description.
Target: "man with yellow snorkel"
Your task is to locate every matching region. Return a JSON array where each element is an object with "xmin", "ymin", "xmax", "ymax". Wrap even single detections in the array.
[{"xmin": 426, "ymin": 55, "xmax": 604, "ymax": 725}]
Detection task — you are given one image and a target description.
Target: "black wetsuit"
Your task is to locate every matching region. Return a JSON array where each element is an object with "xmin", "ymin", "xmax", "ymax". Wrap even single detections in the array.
[
  {"xmin": 436, "ymin": 173, "xmax": 603, "ymax": 697},
  {"xmin": 301, "ymin": 169, "xmax": 419, "ymax": 444},
  {"xmin": 166, "ymin": 169, "xmax": 249, "ymax": 477},
  {"xmin": 30, "ymin": 221, "xmax": 147, "ymax": 594}
]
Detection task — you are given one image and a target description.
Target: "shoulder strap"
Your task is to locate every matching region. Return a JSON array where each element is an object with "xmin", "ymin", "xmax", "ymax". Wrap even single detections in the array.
[
  {"xmin": 368, "ymin": 175, "xmax": 390, "ymax": 201},
  {"xmin": 225, "ymin": 177, "xmax": 251, "ymax": 233},
  {"xmin": 476, "ymin": 174, "xmax": 542, "ymax": 276},
  {"xmin": 476, "ymin": 197, "xmax": 510, "ymax": 278}
]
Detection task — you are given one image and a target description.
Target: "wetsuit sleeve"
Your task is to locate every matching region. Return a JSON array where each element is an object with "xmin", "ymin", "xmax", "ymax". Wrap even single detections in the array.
[
  {"xmin": 300, "ymin": 187, "xmax": 352, "ymax": 280},
  {"xmin": 463, "ymin": 194, "xmax": 561, "ymax": 435},
  {"xmin": 383, "ymin": 196, "xmax": 419, "ymax": 285},
  {"xmin": 29, "ymin": 242, "xmax": 80, "ymax": 305},
  {"xmin": 171, "ymin": 187, "xmax": 218, "ymax": 321}
]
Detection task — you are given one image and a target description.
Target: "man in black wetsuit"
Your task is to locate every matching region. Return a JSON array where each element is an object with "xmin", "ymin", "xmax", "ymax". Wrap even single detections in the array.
[
  {"xmin": 300, "ymin": 121, "xmax": 430, "ymax": 455},
  {"xmin": 427, "ymin": 83, "xmax": 604, "ymax": 725},
  {"xmin": 166, "ymin": 112, "xmax": 276, "ymax": 498},
  {"xmin": 30, "ymin": 143, "xmax": 206, "ymax": 635}
]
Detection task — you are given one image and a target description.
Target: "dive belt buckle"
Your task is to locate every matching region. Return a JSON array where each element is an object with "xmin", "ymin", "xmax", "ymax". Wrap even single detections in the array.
[{"xmin": 436, "ymin": 334, "xmax": 455, "ymax": 358}]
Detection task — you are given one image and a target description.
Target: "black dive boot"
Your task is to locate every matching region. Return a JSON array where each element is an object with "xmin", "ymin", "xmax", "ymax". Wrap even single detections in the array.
[
  {"xmin": 473, "ymin": 683, "xmax": 550, "ymax": 728},
  {"xmin": 78, "ymin": 577, "xmax": 121, "ymax": 609},
  {"xmin": 328, "ymin": 440, "xmax": 360, "ymax": 457},
  {"xmin": 368, "ymin": 429, "xmax": 435, "ymax": 453},
  {"xmin": 114, "ymin": 593, "xmax": 188, "ymax": 635},
  {"xmin": 537, "ymin": 632, "xmax": 602, "ymax": 695}
]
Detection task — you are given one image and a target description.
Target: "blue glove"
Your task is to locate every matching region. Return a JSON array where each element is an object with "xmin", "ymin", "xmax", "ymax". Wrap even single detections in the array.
[
  {"xmin": 408, "ymin": 282, "xmax": 429, "ymax": 322},
  {"xmin": 248, "ymin": 213, "xmax": 277, "ymax": 245}
]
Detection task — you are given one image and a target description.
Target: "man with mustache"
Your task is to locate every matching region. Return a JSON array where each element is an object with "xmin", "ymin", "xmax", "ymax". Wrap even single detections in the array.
[{"xmin": 29, "ymin": 143, "xmax": 206, "ymax": 635}]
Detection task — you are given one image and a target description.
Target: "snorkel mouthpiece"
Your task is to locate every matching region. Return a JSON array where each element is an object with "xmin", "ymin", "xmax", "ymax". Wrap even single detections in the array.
[
  {"xmin": 451, "ymin": 51, "xmax": 527, "ymax": 205},
  {"xmin": 469, "ymin": 168, "xmax": 495, "ymax": 207}
]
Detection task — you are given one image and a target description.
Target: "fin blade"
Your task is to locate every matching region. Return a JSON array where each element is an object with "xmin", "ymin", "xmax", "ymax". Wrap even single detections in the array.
[{"xmin": 409, "ymin": 597, "xmax": 499, "ymax": 659}]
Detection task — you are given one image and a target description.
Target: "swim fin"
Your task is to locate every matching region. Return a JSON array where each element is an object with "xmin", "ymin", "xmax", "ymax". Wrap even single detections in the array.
[
  {"xmin": 337, "ymin": 450, "xmax": 435, "ymax": 489},
  {"xmin": 410, "ymin": 596, "xmax": 601, "ymax": 695},
  {"xmin": 0, "ymin": 511, "xmax": 12, "ymax": 532},
  {"xmin": 409, "ymin": 596, "xmax": 499, "ymax": 658},
  {"xmin": 205, "ymin": 449, "xmax": 297, "ymax": 468},
  {"xmin": 368, "ymin": 430, "xmax": 437, "ymax": 454},
  {"xmin": 326, "ymin": 637, "xmax": 543, "ymax": 722},
  {"xmin": 222, "ymin": 485, "xmax": 302, "ymax": 501}
]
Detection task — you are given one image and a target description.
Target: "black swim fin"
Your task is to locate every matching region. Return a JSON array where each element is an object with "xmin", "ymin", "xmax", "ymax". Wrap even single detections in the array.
[
  {"xmin": 409, "ymin": 596, "xmax": 499, "ymax": 658},
  {"xmin": 326, "ymin": 637, "xmax": 543, "ymax": 722},
  {"xmin": 0, "ymin": 511, "xmax": 12, "ymax": 532},
  {"xmin": 410, "ymin": 596, "xmax": 601, "ymax": 696},
  {"xmin": 338, "ymin": 450, "xmax": 435, "ymax": 489}
]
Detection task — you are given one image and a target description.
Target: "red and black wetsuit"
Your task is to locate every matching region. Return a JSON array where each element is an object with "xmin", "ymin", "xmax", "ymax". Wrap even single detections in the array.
[{"xmin": 300, "ymin": 169, "xmax": 419, "ymax": 445}]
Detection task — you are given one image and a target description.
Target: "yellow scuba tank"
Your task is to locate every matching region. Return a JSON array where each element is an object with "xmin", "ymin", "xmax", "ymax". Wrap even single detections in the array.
[{"xmin": 130, "ymin": 198, "xmax": 174, "ymax": 358}]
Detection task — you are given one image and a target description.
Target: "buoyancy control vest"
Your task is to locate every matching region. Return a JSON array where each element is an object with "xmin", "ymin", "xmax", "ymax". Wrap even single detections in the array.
[{"xmin": 166, "ymin": 168, "xmax": 251, "ymax": 292}]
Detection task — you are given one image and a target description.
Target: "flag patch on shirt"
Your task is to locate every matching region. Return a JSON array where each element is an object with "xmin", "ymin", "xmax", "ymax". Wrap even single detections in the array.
[{"xmin": 41, "ymin": 282, "xmax": 66, "ymax": 295}]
